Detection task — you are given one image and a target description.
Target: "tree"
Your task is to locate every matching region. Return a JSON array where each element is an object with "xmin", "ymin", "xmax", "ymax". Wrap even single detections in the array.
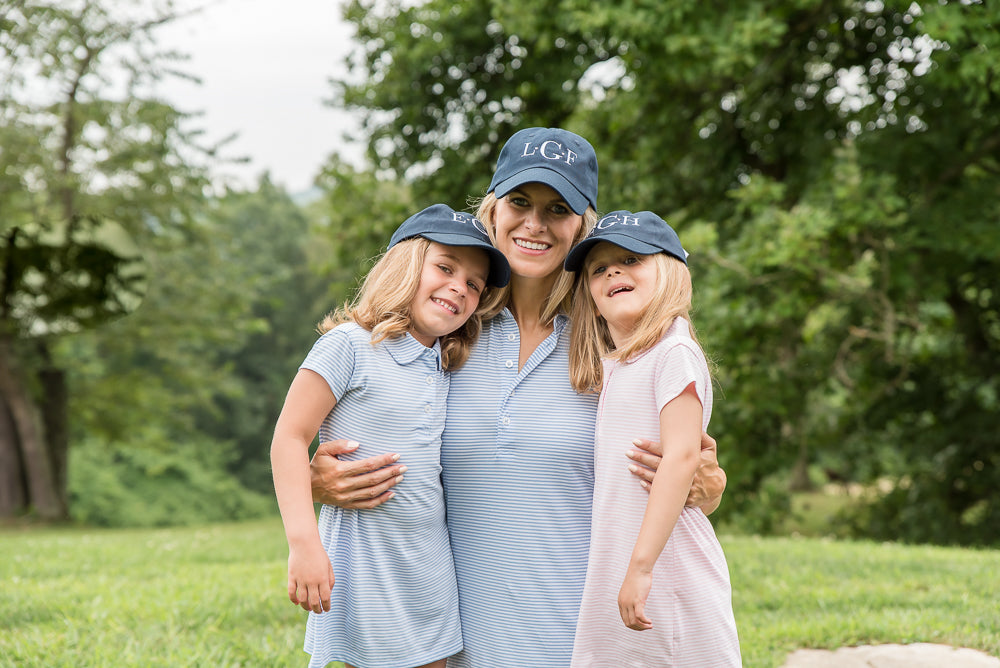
[
  {"xmin": 0, "ymin": 0, "xmax": 216, "ymax": 519},
  {"xmin": 330, "ymin": 0, "xmax": 1000, "ymax": 543},
  {"xmin": 191, "ymin": 179, "xmax": 330, "ymax": 494}
]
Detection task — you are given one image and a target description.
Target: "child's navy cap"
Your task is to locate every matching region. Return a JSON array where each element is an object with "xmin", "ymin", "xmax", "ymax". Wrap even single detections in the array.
[
  {"xmin": 487, "ymin": 127, "xmax": 598, "ymax": 215},
  {"xmin": 389, "ymin": 203, "xmax": 511, "ymax": 287},
  {"xmin": 564, "ymin": 210, "xmax": 688, "ymax": 272}
]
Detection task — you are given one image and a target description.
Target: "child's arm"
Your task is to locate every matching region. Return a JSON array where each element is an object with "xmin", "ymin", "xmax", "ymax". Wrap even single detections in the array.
[
  {"xmin": 626, "ymin": 432, "xmax": 726, "ymax": 513},
  {"xmin": 271, "ymin": 369, "xmax": 339, "ymax": 614},
  {"xmin": 618, "ymin": 383, "xmax": 703, "ymax": 631}
]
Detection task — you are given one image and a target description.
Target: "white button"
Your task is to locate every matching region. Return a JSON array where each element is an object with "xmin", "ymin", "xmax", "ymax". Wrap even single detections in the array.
[
  {"xmin": 425, "ymin": 375, "xmax": 435, "ymax": 384},
  {"xmin": 502, "ymin": 417, "xmax": 510, "ymax": 425},
  {"xmin": 505, "ymin": 360, "xmax": 514, "ymax": 368},
  {"xmin": 424, "ymin": 405, "xmax": 433, "ymax": 414},
  {"xmin": 507, "ymin": 333, "xmax": 516, "ymax": 341}
]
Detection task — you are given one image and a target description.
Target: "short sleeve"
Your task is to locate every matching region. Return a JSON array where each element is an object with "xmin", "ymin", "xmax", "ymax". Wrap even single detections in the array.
[
  {"xmin": 653, "ymin": 340, "xmax": 708, "ymax": 414},
  {"xmin": 299, "ymin": 326, "xmax": 359, "ymax": 401}
]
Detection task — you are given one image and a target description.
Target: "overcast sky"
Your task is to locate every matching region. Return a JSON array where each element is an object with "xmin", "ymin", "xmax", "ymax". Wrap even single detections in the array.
[{"xmin": 155, "ymin": 0, "xmax": 362, "ymax": 193}]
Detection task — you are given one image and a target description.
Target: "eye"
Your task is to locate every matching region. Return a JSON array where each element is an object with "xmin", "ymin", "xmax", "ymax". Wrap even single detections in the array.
[
  {"xmin": 590, "ymin": 264, "xmax": 607, "ymax": 276},
  {"xmin": 624, "ymin": 255, "xmax": 640, "ymax": 265},
  {"xmin": 467, "ymin": 280, "xmax": 483, "ymax": 293},
  {"xmin": 508, "ymin": 195, "xmax": 529, "ymax": 207},
  {"xmin": 437, "ymin": 264, "xmax": 453, "ymax": 275},
  {"xmin": 550, "ymin": 202, "xmax": 570, "ymax": 215}
]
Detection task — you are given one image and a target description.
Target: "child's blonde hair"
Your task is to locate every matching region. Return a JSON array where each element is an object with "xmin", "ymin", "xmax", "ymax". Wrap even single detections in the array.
[
  {"xmin": 317, "ymin": 238, "xmax": 486, "ymax": 371},
  {"xmin": 473, "ymin": 192, "xmax": 599, "ymax": 324},
  {"xmin": 569, "ymin": 253, "xmax": 703, "ymax": 393}
]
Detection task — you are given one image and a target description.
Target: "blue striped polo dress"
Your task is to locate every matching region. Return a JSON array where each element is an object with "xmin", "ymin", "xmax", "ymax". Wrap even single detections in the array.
[
  {"xmin": 441, "ymin": 309, "xmax": 599, "ymax": 668},
  {"xmin": 301, "ymin": 323, "xmax": 462, "ymax": 668}
]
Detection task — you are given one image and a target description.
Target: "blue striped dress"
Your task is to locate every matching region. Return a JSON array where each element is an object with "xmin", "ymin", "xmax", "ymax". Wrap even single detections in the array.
[
  {"xmin": 442, "ymin": 309, "xmax": 599, "ymax": 668},
  {"xmin": 301, "ymin": 323, "xmax": 462, "ymax": 668}
]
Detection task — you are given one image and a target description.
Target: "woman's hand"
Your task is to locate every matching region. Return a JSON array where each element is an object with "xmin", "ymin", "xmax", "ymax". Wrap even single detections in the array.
[
  {"xmin": 627, "ymin": 432, "xmax": 727, "ymax": 513},
  {"xmin": 310, "ymin": 439, "xmax": 405, "ymax": 509}
]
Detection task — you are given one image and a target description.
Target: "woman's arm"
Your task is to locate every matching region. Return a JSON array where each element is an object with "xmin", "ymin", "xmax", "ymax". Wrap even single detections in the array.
[
  {"xmin": 627, "ymin": 431, "xmax": 726, "ymax": 513},
  {"xmin": 310, "ymin": 440, "xmax": 406, "ymax": 509},
  {"xmin": 618, "ymin": 386, "xmax": 703, "ymax": 631},
  {"xmin": 270, "ymin": 369, "xmax": 339, "ymax": 614}
]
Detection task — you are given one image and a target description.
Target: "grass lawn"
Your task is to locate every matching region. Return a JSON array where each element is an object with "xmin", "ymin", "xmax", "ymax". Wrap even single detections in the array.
[{"xmin": 2, "ymin": 517, "xmax": 998, "ymax": 667}]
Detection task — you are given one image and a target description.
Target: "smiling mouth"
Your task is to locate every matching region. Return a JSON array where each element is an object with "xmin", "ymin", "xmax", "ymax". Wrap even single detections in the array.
[
  {"xmin": 432, "ymin": 298, "xmax": 458, "ymax": 314},
  {"xmin": 515, "ymin": 238, "xmax": 551, "ymax": 251},
  {"xmin": 608, "ymin": 285, "xmax": 633, "ymax": 297}
]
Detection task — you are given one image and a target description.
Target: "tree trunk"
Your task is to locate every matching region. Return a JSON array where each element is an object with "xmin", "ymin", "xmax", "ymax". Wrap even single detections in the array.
[
  {"xmin": 787, "ymin": 454, "xmax": 815, "ymax": 492},
  {"xmin": 39, "ymin": 366, "xmax": 69, "ymax": 510},
  {"xmin": 786, "ymin": 421, "xmax": 815, "ymax": 492},
  {"xmin": 0, "ymin": 338, "xmax": 67, "ymax": 519},
  {"xmin": 0, "ymin": 396, "xmax": 27, "ymax": 516}
]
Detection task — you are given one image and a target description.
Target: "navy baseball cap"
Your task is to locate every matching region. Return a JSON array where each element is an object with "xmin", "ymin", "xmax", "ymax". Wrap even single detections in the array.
[
  {"xmin": 564, "ymin": 210, "xmax": 688, "ymax": 273},
  {"xmin": 487, "ymin": 127, "xmax": 598, "ymax": 215},
  {"xmin": 389, "ymin": 203, "xmax": 511, "ymax": 287}
]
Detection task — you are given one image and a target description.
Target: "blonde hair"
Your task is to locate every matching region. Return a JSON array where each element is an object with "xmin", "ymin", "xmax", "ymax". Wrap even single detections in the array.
[
  {"xmin": 472, "ymin": 192, "xmax": 598, "ymax": 325},
  {"xmin": 317, "ymin": 237, "xmax": 485, "ymax": 371},
  {"xmin": 569, "ymin": 253, "xmax": 704, "ymax": 393}
]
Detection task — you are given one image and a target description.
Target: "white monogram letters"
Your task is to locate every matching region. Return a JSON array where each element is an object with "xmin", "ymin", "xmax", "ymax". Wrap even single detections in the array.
[
  {"xmin": 520, "ymin": 141, "xmax": 578, "ymax": 166},
  {"xmin": 452, "ymin": 211, "xmax": 489, "ymax": 236},
  {"xmin": 595, "ymin": 212, "xmax": 641, "ymax": 230}
]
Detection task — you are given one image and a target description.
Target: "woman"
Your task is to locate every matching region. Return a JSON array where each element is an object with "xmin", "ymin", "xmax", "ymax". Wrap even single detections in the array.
[{"xmin": 308, "ymin": 128, "xmax": 726, "ymax": 667}]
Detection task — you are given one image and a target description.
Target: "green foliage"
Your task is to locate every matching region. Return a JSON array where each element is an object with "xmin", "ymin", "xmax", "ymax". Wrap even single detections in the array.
[
  {"xmin": 57, "ymin": 178, "xmax": 331, "ymax": 508},
  {"xmin": 1, "ymin": 522, "xmax": 998, "ymax": 667},
  {"xmin": 191, "ymin": 181, "xmax": 331, "ymax": 493},
  {"xmin": 67, "ymin": 437, "xmax": 273, "ymax": 527},
  {"xmin": 337, "ymin": 0, "xmax": 610, "ymax": 205},
  {"xmin": 310, "ymin": 156, "xmax": 417, "ymax": 305},
  {"xmin": 330, "ymin": 0, "xmax": 1000, "ymax": 545},
  {"xmin": 0, "ymin": 0, "xmax": 214, "ymax": 337}
]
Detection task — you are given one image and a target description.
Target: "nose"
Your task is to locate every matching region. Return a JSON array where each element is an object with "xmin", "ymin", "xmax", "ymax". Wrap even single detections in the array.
[
  {"xmin": 523, "ymin": 207, "xmax": 546, "ymax": 233},
  {"xmin": 606, "ymin": 265, "xmax": 621, "ymax": 276}
]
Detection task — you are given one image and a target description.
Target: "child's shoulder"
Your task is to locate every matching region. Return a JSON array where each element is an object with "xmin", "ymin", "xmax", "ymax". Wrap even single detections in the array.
[
  {"xmin": 655, "ymin": 317, "xmax": 696, "ymax": 348},
  {"xmin": 311, "ymin": 322, "xmax": 372, "ymax": 354},
  {"xmin": 652, "ymin": 319, "xmax": 705, "ymax": 362},
  {"xmin": 318, "ymin": 321, "xmax": 367, "ymax": 341}
]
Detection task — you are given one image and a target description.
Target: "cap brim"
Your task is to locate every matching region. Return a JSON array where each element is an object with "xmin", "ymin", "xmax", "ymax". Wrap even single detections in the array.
[
  {"xmin": 564, "ymin": 234, "xmax": 670, "ymax": 273},
  {"xmin": 421, "ymin": 232, "xmax": 511, "ymax": 288},
  {"xmin": 491, "ymin": 167, "xmax": 591, "ymax": 215}
]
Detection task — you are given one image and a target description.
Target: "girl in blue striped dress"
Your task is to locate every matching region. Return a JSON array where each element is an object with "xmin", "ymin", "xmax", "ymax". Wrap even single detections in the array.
[{"xmin": 270, "ymin": 204, "xmax": 510, "ymax": 668}]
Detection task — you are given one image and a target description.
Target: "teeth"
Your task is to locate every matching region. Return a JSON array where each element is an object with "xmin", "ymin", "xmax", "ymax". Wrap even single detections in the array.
[
  {"xmin": 516, "ymin": 239, "xmax": 550, "ymax": 250},
  {"xmin": 433, "ymin": 298, "xmax": 457, "ymax": 313},
  {"xmin": 609, "ymin": 286, "xmax": 633, "ymax": 296}
]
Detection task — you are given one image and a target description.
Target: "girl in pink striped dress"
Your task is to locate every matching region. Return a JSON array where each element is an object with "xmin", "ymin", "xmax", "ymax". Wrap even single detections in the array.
[{"xmin": 564, "ymin": 210, "xmax": 740, "ymax": 668}]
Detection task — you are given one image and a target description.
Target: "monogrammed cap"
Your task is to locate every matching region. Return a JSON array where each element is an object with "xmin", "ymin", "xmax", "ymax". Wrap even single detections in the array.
[
  {"xmin": 488, "ymin": 127, "xmax": 598, "ymax": 215},
  {"xmin": 564, "ymin": 210, "xmax": 688, "ymax": 272},
  {"xmin": 389, "ymin": 204, "xmax": 511, "ymax": 287}
]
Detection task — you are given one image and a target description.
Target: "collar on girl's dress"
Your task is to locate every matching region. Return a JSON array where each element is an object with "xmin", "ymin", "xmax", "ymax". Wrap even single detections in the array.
[{"xmin": 384, "ymin": 332, "xmax": 443, "ymax": 370}]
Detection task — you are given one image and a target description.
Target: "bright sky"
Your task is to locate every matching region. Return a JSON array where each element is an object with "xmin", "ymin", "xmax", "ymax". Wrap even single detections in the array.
[{"xmin": 156, "ymin": 0, "xmax": 362, "ymax": 193}]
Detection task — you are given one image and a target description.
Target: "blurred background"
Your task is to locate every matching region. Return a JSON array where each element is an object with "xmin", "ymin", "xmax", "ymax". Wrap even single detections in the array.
[{"xmin": 1, "ymin": 0, "xmax": 997, "ymax": 546}]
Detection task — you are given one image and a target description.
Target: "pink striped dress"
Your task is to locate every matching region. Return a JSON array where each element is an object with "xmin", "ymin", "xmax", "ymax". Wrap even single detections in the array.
[{"xmin": 570, "ymin": 318, "xmax": 741, "ymax": 668}]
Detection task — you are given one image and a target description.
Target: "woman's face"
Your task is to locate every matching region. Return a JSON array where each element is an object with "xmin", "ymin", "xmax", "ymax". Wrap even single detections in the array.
[{"xmin": 492, "ymin": 182, "xmax": 584, "ymax": 282}]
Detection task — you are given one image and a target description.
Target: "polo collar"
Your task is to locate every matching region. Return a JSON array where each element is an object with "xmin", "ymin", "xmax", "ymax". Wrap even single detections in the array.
[{"xmin": 385, "ymin": 332, "xmax": 442, "ymax": 369}]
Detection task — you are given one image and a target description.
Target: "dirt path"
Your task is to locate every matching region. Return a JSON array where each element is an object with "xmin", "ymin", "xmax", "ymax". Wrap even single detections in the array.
[{"xmin": 783, "ymin": 643, "xmax": 1000, "ymax": 667}]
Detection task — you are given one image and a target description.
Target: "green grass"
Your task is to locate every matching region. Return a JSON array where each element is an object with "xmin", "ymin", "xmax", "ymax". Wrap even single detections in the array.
[{"xmin": 2, "ymin": 518, "xmax": 998, "ymax": 667}]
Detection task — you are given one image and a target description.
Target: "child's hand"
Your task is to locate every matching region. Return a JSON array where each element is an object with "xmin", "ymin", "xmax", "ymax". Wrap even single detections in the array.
[
  {"xmin": 618, "ymin": 568, "xmax": 654, "ymax": 631},
  {"xmin": 287, "ymin": 543, "xmax": 335, "ymax": 614}
]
